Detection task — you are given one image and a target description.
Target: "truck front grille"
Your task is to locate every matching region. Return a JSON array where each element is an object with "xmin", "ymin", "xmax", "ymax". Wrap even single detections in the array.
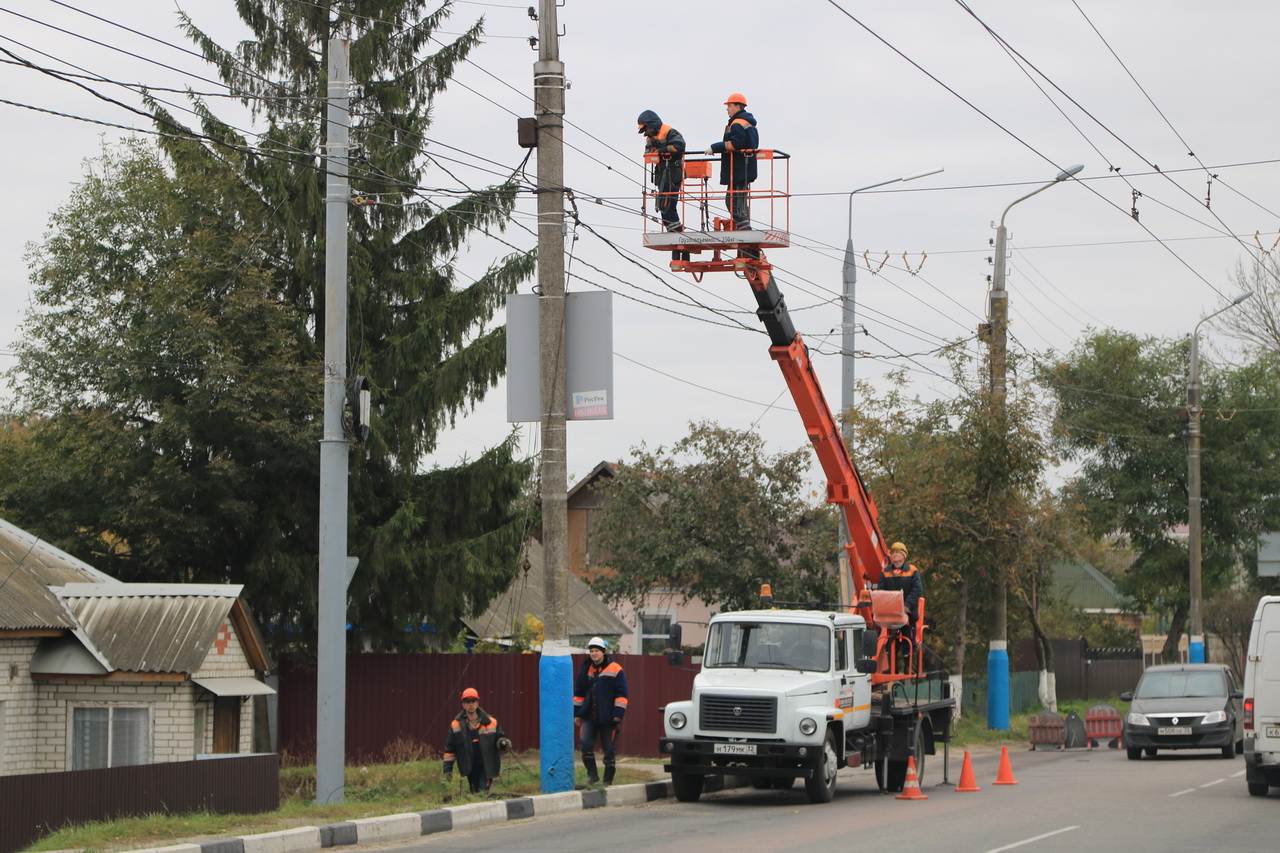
[{"xmin": 700, "ymin": 695, "xmax": 777, "ymax": 733}]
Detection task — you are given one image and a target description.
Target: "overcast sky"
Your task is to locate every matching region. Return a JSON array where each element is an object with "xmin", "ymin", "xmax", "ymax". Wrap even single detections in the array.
[{"xmin": 1, "ymin": 0, "xmax": 1276, "ymax": 488}]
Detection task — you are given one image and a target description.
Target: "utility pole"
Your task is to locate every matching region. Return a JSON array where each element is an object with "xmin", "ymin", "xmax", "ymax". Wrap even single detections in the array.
[
  {"xmin": 1187, "ymin": 292, "xmax": 1251, "ymax": 664},
  {"xmin": 316, "ymin": 37, "xmax": 353, "ymax": 804},
  {"xmin": 984, "ymin": 164, "xmax": 1082, "ymax": 731},
  {"xmin": 534, "ymin": 0, "xmax": 572, "ymax": 794}
]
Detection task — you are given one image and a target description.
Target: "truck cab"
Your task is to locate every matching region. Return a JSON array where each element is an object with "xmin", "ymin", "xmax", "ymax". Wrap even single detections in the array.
[{"xmin": 661, "ymin": 609, "xmax": 876, "ymax": 804}]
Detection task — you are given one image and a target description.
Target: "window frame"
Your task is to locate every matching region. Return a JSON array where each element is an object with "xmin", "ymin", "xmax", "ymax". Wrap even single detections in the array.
[
  {"xmin": 69, "ymin": 704, "xmax": 153, "ymax": 771},
  {"xmin": 637, "ymin": 608, "xmax": 676, "ymax": 655}
]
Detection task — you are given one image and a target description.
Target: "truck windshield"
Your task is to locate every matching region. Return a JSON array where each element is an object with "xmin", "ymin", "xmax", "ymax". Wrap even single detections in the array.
[{"xmin": 704, "ymin": 622, "xmax": 830, "ymax": 672}]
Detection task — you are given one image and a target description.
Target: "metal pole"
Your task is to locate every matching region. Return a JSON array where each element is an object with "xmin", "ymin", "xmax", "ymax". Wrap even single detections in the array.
[
  {"xmin": 316, "ymin": 37, "xmax": 351, "ymax": 804},
  {"xmin": 1187, "ymin": 332, "xmax": 1204, "ymax": 663},
  {"xmin": 838, "ymin": 217, "xmax": 857, "ymax": 609},
  {"xmin": 535, "ymin": 0, "xmax": 573, "ymax": 794}
]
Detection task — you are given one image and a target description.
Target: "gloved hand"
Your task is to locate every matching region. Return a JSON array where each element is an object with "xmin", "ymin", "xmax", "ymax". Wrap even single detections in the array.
[
  {"xmin": 498, "ymin": 737, "xmax": 513, "ymax": 752},
  {"xmin": 704, "ymin": 146, "xmax": 715, "ymax": 155}
]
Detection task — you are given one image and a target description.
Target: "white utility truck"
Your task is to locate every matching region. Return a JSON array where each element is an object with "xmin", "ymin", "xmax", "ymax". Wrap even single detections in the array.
[
  {"xmin": 1245, "ymin": 595, "xmax": 1280, "ymax": 797},
  {"xmin": 660, "ymin": 605, "xmax": 954, "ymax": 804}
]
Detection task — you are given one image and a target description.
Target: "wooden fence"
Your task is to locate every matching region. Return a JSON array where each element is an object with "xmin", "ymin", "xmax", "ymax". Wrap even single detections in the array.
[
  {"xmin": 0, "ymin": 754, "xmax": 278, "ymax": 853},
  {"xmin": 1014, "ymin": 638, "xmax": 1144, "ymax": 701},
  {"xmin": 278, "ymin": 653, "xmax": 699, "ymax": 763}
]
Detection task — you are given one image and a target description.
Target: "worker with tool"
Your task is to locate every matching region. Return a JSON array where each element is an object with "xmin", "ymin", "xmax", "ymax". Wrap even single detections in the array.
[
  {"xmin": 442, "ymin": 687, "xmax": 511, "ymax": 794},
  {"xmin": 638, "ymin": 109, "xmax": 686, "ymax": 233},
  {"xmin": 574, "ymin": 636, "xmax": 629, "ymax": 786}
]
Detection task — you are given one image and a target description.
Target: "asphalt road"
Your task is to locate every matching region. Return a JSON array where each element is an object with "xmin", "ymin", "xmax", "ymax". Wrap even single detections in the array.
[{"xmin": 380, "ymin": 747, "xmax": 1277, "ymax": 852}]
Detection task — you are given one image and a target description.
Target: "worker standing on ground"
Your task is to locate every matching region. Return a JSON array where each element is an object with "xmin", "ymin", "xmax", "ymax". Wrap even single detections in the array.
[
  {"xmin": 705, "ymin": 93, "xmax": 759, "ymax": 232},
  {"xmin": 442, "ymin": 687, "xmax": 510, "ymax": 794},
  {"xmin": 638, "ymin": 109, "xmax": 686, "ymax": 233},
  {"xmin": 574, "ymin": 636, "xmax": 628, "ymax": 786}
]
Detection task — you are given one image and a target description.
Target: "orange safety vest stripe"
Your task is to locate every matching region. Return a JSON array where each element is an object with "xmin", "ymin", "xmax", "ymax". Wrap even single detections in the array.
[
  {"xmin": 656, "ymin": 123, "xmax": 671, "ymax": 142},
  {"xmin": 601, "ymin": 662, "xmax": 623, "ymax": 676},
  {"xmin": 614, "ymin": 696, "xmax": 629, "ymax": 706}
]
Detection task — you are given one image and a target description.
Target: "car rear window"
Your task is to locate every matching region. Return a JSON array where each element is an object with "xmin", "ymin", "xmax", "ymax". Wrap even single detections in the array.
[{"xmin": 1135, "ymin": 670, "xmax": 1227, "ymax": 699}]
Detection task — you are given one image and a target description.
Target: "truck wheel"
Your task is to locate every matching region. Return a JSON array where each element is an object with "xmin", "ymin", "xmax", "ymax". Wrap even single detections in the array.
[
  {"xmin": 672, "ymin": 772, "xmax": 704, "ymax": 803},
  {"xmin": 804, "ymin": 731, "xmax": 839, "ymax": 804},
  {"xmin": 1247, "ymin": 781, "xmax": 1268, "ymax": 797},
  {"xmin": 752, "ymin": 778, "xmax": 773, "ymax": 790},
  {"xmin": 876, "ymin": 757, "xmax": 908, "ymax": 792}
]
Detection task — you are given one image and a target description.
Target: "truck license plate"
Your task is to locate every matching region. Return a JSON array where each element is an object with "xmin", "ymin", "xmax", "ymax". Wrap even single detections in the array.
[
  {"xmin": 1266, "ymin": 726, "xmax": 1280, "ymax": 738},
  {"xmin": 713, "ymin": 743, "xmax": 757, "ymax": 756},
  {"xmin": 1158, "ymin": 726, "xmax": 1193, "ymax": 736}
]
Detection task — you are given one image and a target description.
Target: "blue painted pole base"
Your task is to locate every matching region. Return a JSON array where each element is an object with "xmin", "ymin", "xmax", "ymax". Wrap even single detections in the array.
[
  {"xmin": 539, "ymin": 640, "xmax": 574, "ymax": 793},
  {"xmin": 987, "ymin": 642, "xmax": 1010, "ymax": 731},
  {"xmin": 1189, "ymin": 635, "xmax": 1206, "ymax": 664}
]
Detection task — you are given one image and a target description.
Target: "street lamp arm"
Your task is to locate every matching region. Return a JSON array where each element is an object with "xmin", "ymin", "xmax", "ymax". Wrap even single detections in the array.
[
  {"xmin": 1195, "ymin": 292, "xmax": 1252, "ymax": 337},
  {"xmin": 847, "ymin": 167, "xmax": 944, "ymax": 241}
]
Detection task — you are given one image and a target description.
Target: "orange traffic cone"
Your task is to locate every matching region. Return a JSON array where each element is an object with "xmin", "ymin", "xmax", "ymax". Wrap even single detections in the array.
[
  {"xmin": 993, "ymin": 745, "xmax": 1018, "ymax": 785},
  {"xmin": 896, "ymin": 755, "xmax": 928, "ymax": 800},
  {"xmin": 956, "ymin": 750, "xmax": 981, "ymax": 792}
]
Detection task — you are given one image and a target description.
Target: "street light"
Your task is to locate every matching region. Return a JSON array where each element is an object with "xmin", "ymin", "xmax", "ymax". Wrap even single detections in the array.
[
  {"xmin": 1187, "ymin": 290, "xmax": 1253, "ymax": 664},
  {"xmin": 986, "ymin": 163, "xmax": 1083, "ymax": 731},
  {"xmin": 837, "ymin": 166, "xmax": 943, "ymax": 607}
]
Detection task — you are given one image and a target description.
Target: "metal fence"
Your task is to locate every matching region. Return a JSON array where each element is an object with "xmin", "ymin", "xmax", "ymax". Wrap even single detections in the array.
[
  {"xmin": 1013, "ymin": 638, "xmax": 1145, "ymax": 701},
  {"xmin": 0, "ymin": 754, "xmax": 278, "ymax": 853},
  {"xmin": 278, "ymin": 653, "xmax": 699, "ymax": 763}
]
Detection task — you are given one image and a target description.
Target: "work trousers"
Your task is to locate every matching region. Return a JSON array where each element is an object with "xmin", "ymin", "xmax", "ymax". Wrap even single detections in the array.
[
  {"xmin": 579, "ymin": 718, "xmax": 619, "ymax": 767},
  {"xmin": 656, "ymin": 169, "xmax": 682, "ymax": 230},
  {"xmin": 466, "ymin": 740, "xmax": 489, "ymax": 793},
  {"xmin": 725, "ymin": 183, "xmax": 751, "ymax": 230}
]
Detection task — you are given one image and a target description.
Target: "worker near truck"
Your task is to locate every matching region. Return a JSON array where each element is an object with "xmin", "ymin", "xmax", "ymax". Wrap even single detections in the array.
[
  {"xmin": 574, "ymin": 636, "xmax": 629, "ymax": 786},
  {"xmin": 638, "ymin": 109, "xmax": 686, "ymax": 233},
  {"xmin": 880, "ymin": 542, "xmax": 923, "ymax": 628},
  {"xmin": 442, "ymin": 687, "xmax": 510, "ymax": 794},
  {"xmin": 704, "ymin": 92, "xmax": 759, "ymax": 232}
]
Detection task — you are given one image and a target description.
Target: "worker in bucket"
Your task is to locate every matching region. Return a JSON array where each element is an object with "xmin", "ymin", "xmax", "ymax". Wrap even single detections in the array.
[
  {"xmin": 880, "ymin": 542, "xmax": 923, "ymax": 630},
  {"xmin": 442, "ymin": 687, "xmax": 510, "ymax": 794},
  {"xmin": 574, "ymin": 636, "xmax": 629, "ymax": 786},
  {"xmin": 638, "ymin": 109, "xmax": 686, "ymax": 233},
  {"xmin": 704, "ymin": 92, "xmax": 759, "ymax": 233}
]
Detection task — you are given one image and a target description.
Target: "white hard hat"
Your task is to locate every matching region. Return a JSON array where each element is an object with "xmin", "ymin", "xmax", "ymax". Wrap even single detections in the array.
[{"xmin": 587, "ymin": 636, "xmax": 608, "ymax": 651}]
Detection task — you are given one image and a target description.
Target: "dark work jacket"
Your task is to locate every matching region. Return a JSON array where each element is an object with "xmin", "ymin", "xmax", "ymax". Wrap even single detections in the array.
[
  {"xmin": 710, "ymin": 110, "xmax": 759, "ymax": 186},
  {"xmin": 574, "ymin": 656, "xmax": 629, "ymax": 724},
  {"xmin": 442, "ymin": 709, "xmax": 503, "ymax": 779},
  {"xmin": 879, "ymin": 562, "xmax": 923, "ymax": 623},
  {"xmin": 645, "ymin": 123, "xmax": 686, "ymax": 188}
]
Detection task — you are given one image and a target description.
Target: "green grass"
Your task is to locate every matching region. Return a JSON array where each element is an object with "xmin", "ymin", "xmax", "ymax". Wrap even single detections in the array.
[
  {"xmin": 950, "ymin": 696, "xmax": 1131, "ymax": 748},
  {"xmin": 27, "ymin": 754, "xmax": 648, "ymax": 852}
]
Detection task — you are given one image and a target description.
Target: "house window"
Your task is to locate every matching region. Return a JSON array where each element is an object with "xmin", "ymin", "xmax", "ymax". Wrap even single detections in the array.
[
  {"xmin": 72, "ymin": 706, "xmax": 151, "ymax": 770},
  {"xmin": 638, "ymin": 612, "xmax": 673, "ymax": 655},
  {"xmin": 194, "ymin": 704, "xmax": 207, "ymax": 757}
]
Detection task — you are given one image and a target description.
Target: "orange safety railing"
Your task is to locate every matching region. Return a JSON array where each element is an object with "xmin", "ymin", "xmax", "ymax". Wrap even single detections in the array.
[{"xmin": 641, "ymin": 149, "xmax": 790, "ymax": 240}]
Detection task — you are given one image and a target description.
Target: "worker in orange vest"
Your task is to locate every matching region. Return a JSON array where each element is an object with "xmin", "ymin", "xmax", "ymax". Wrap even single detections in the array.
[
  {"xmin": 637, "ymin": 109, "xmax": 686, "ymax": 233},
  {"xmin": 442, "ymin": 687, "xmax": 510, "ymax": 793},
  {"xmin": 880, "ymin": 542, "xmax": 923, "ymax": 629},
  {"xmin": 704, "ymin": 92, "xmax": 759, "ymax": 232}
]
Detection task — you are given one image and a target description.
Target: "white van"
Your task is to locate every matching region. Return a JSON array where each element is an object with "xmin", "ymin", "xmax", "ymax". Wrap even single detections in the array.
[{"xmin": 1244, "ymin": 595, "xmax": 1280, "ymax": 797}]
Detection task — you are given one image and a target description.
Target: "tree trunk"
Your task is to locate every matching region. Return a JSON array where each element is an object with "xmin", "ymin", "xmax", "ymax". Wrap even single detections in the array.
[
  {"xmin": 951, "ymin": 577, "xmax": 969, "ymax": 718},
  {"xmin": 1024, "ymin": 597, "xmax": 1057, "ymax": 712},
  {"xmin": 1161, "ymin": 602, "xmax": 1188, "ymax": 663}
]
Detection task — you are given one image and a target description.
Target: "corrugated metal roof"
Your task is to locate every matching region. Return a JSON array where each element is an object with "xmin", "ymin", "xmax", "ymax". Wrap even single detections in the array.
[
  {"xmin": 0, "ymin": 516, "xmax": 115, "ymax": 630},
  {"xmin": 465, "ymin": 539, "xmax": 629, "ymax": 640},
  {"xmin": 1051, "ymin": 559, "xmax": 1125, "ymax": 612},
  {"xmin": 55, "ymin": 583, "xmax": 243, "ymax": 673}
]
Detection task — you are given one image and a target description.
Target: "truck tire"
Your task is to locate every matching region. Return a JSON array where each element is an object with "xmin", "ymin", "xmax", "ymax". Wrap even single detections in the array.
[
  {"xmin": 1247, "ymin": 781, "xmax": 1268, "ymax": 797},
  {"xmin": 804, "ymin": 731, "xmax": 839, "ymax": 804},
  {"xmin": 752, "ymin": 778, "xmax": 773, "ymax": 790},
  {"xmin": 877, "ymin": 724, "xmax": 924, "ymax": 792},
  {"xmin": 672, "ymin": 772, "xmax": 704, "ymax": 803}
]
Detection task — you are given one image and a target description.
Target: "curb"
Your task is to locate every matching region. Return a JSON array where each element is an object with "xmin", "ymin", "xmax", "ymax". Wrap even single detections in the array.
[{"xmin": 125, "ymin": 777, "xmax": 748, "ymax": 853}]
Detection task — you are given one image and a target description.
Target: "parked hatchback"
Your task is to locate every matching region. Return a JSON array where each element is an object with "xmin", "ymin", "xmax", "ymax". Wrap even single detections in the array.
[{"xmin": 1121, "ymin": 664, "xmax": 1243, "ymax": 760}]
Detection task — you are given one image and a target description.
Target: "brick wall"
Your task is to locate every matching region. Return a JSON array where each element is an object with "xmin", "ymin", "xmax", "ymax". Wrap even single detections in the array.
[
  {"xmin": 32, "ymin": 681, "xmax": 197, "ymax": 770},
  {"xmin": 193, "ymin": 620, "xmax": 257, "ymax": 753},
  {"xmin": 0, "ymin": 639, "xmax": 41, "ymax": 776}
]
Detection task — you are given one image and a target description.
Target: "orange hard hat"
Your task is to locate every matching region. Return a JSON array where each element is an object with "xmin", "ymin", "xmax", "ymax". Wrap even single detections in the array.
[
  {"xmin": 460, "ymin": 687, "xmax": 480, "ymax": 701},
  {"xmin": 724, "ymin": 92, "xmax": 748, "ymax": 106}
]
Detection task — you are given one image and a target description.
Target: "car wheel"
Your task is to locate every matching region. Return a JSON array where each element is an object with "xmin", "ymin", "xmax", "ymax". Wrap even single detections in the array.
[
  {"xmin": 1127, "ymin": 747, "xmax": 1142, "ymax": 760},
  {"xmin": 1144, "ymin": 748, "xmax": 1157, "ymax": 757},
  {"xmin": 804, "ymin": 730, "xmax": 838, "ymax": 804},
  {"xmin": 1221, "ymin": 744, "xmax": 1235, "ymax": 759},
  {"xmin": 1236, "ymin": 739, "xmax": 1244, "ymax": 755},
  {"xmin": 672, "ymin": 771, "xmax": 703, "ymax": 803},
  {"xmin": 1248, "ymin": 781, "xmax": 1268, "ymax": 797}
]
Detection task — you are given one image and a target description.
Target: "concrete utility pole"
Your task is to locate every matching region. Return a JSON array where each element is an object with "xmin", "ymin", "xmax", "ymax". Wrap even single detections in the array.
[
  {"xmin": 838, "ymin": 168, "xmax": 941, "ymax": 605},
  {"xmin": 985, "ymin": 164, "xmax": 1082, "ymax": 731},
  {"xmin": 1187, "ymin": 292, "xmax": 1251, "ymax": 664},
  {"xmin": 317, "ymin": 38, "xmax": 354, "ymax": 804},
  {"xmin": 534, "ymin": 0, "xmax": 573, "ymax": 794}
]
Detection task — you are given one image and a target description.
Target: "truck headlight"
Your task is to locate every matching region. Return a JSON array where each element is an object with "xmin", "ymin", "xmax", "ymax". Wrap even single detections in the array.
[
  {"xmin": 1127, "ymin": 712, "xmax": 1149, "ymax": 727},
  {"xmin": 669, "ymin": 711, "xmax": 687, "ymax": 730},
  {"xmin": 799, "ymin": 717, "xmax": 818, "ymax": 736},
  {"xmin": 1201, "ymin": 710, "xmax": 1227, "ymax": 725}
]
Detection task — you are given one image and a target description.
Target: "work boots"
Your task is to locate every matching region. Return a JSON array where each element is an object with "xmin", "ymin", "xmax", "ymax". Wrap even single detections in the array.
[
  {"xmin": 603, "ymin": 765, "xmax": 616, "ymax": 786},
  {"xmin": 582, "ymin": 752, "xmax": 599, "ymax": 785}
]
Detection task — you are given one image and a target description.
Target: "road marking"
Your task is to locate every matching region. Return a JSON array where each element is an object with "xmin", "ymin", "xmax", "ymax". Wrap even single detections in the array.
[
  {"xmin": 1200, "ymin": 778, "xmax": 1226, "ymax": 788},
  {"xmin": 1231, "ymin": 770, "xmax": 1246, "ymax": 778},
  {"xmin": 984, "ymin": 825, "xmax": 1080, "ymax": 852},
  {"xmin": 1169, "ymin": 788, "xmax": 1197, "ymax": 797}
]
